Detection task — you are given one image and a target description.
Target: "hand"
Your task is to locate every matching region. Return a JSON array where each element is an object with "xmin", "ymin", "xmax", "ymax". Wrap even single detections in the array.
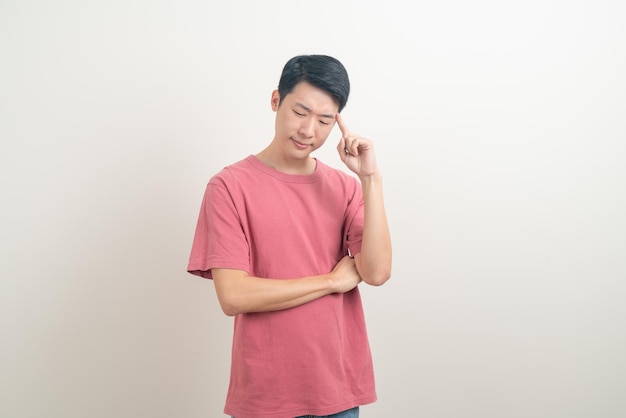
[
  {"xmin": 336, "ymin": 113, "xmax": 380, "ymax": 178},
  {"xmin": 329, "ymin": 255, "xmax": 362, "ymax": 293}
]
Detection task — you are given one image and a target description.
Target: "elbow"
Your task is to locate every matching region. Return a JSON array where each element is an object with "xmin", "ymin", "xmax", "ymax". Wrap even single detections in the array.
[
  {"xmin": 217, "ymin": 294, "xmax": 245, "ymax": 317},
  {"xmin": 363, "ymin": 273, "xmax": 391, "ymax": 287},
  {"xmin": 213, "ymin": 274, "xmax": 249, "ymax": 316},
  {"xmin": 361, "ymin": 265, "xmax": 392, "ymax": 287},
  {"xmin": 355, "ymin": 255, "xmax": 392, "ymax": 286},
  {"xmin": 221, "ymin": 305, "xmax": 239, "ymax": 317}
]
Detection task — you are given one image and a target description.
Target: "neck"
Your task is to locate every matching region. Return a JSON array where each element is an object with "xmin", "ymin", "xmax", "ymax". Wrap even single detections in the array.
[{"xmin": 256, "ymin": 146, "xmax": 316, "ymax": 175}]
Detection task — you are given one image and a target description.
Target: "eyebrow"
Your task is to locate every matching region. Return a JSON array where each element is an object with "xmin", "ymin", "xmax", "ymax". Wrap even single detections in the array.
[{"xmin": 295, "ymin": 103, "xmax": 335, "ymax": 119}]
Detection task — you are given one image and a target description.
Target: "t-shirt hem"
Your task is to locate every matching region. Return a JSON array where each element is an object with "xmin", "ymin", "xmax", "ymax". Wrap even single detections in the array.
[{"xmin": 224, "ymin": 394, "xmax": 377, "ymax": 418}]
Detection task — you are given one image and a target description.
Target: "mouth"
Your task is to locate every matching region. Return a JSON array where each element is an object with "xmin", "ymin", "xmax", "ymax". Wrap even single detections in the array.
[{"xmin": 291, "ymin": 138, "xmax": 311, "ymax": 150}]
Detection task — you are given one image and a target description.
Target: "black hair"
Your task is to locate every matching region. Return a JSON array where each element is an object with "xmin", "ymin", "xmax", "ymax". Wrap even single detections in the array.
[{"xmin": 277, "ymin": 55, "xmax": 350, "ymax": 112}]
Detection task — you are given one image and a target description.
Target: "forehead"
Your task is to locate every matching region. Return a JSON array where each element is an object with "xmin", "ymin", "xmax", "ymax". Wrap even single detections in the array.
[{"xmin": 284, "ymin": 82, "xmax": 338, "ymax": 113}]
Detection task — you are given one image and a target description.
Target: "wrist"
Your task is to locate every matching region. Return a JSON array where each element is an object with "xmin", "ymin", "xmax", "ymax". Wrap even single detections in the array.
[
  {"xmin": 324, "ymin": 272, "xmax": 339, "ymax": 294},
  {"xmin": 359, "ymin": 171, "xmax": 383, "ymax": 184}
]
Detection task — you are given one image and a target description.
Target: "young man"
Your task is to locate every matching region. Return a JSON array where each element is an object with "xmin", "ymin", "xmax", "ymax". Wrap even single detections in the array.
[{"xmin": 187, "ymin": 55, "xmax": 392, "ymax": 418}]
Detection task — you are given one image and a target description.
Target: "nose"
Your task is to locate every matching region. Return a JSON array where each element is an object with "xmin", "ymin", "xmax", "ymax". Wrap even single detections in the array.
[{"xmin": 298, "ymin": 116, "xmax": 315, "ymax": 138}]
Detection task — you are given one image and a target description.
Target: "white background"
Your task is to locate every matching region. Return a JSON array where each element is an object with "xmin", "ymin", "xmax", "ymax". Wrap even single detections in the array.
[{"xmin": 1, "ymin": 1, "xmax": 625, "ymax": 417}]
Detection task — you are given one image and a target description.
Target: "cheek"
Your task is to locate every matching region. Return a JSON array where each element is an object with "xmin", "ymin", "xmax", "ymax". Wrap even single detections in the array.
[
  {"xmin": 276, "ymin": 113, "xmax": 297, "ymax": 132},
  {"xmin": 317, "ymin": 125, "xmax": 334, "ymax": 139},
  {"xmin": 313, "ymin": 126, "xmax": 333, "ymax": 147},
  {"xmin": 283, "ymin": 114, "xmax": 301, "ymax": 130}
]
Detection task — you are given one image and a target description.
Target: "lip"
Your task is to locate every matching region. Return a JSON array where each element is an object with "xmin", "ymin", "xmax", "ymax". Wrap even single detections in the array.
[{"xmin": 291, "ymin": 138, "xmax": 311, "ymax": 150}]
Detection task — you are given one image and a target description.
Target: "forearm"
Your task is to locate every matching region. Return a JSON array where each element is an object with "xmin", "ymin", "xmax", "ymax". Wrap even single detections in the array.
[
  {"xmin": 356, "ymin": 172, "xmax": 392, "ymax": 285},
  {"xmin": 212, "ymin": 270, "xmax": 335, "ymax": 316},
  {"xmin": 212, "ymin": 255, "xmax": 363, "ymax": 316}
]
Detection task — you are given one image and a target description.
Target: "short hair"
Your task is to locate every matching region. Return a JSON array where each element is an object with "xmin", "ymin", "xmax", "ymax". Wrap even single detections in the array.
[{"xmin": 277, "ymin": 55, "xmax": 350, "ymax": 112}]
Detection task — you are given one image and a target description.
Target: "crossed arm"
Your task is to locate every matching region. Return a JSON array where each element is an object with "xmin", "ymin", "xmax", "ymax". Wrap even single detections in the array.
[{"xmin": 212, "ymin": 255, "xmax": 360, "ymax": 316}]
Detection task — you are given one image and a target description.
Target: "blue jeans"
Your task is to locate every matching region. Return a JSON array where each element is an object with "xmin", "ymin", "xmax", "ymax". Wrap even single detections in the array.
[
  {"xmin": 297, "ymin": 406, "xmax": 359, "ymax": 418},
  {"xmin": 232, "ymin": 406, "xmax": 359, "ymax": 418}
]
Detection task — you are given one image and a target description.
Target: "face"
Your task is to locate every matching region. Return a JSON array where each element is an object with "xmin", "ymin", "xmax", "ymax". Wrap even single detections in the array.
[{"xmin": 271, "ymin": 81, "xmax": 339, "ymax": 161}]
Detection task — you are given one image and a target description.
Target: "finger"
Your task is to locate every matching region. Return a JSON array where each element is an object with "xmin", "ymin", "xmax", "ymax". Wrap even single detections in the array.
[
  {"xmin": 336, "ymin": 113, "xmax": 351, "ymax": 138},
  {"xmin": 336, "ymin": 136, "xmax": 347, "ymax": 157},
  {"xmin": 348, "ymin": 138, "xmax": 361, "ymax": 155},
  {"xmin": 346, "ymin": 136, "xmax": 362, "ymax": 156}
]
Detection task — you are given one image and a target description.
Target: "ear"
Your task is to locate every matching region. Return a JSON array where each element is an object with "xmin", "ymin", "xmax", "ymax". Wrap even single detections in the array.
[{"xmin": 270, "ymin": 90, "xmax": 280, "ymax": 111}]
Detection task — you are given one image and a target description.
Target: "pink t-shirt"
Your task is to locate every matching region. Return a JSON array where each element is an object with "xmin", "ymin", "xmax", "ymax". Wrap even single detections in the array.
[{"xmin": 187, "ymin": 155, "xmax": 377, "ymax": 418}]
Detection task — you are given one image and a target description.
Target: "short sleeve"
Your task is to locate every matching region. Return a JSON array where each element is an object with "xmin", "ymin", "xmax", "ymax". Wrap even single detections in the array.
[{"xmin": 187, "ymin": 178, "xmax": 250, "ymax": 279}]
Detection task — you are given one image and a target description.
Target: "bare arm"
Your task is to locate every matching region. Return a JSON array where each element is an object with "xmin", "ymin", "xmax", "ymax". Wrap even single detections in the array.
[
  {"xmin": 212, "ymin": 255, "xmax": 360, "ymax": 316},
  {"xmin": 354, "ymin": 172, "xmax": 392, "ymax": 285},
  {"xmin": 336, "ymin": 114, "xmax": 392, "ymax": 286}
]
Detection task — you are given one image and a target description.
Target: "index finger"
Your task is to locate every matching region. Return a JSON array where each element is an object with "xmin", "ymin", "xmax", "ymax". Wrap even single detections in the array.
[{"xmin": 336, "ymin": 113, "xmax": 351, "ymax": 138}]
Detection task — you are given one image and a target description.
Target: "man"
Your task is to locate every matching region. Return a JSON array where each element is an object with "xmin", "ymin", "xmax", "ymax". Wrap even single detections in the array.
[{"xmin": 187, "ymin": 54, "xmax": 392, "ymax": 418}]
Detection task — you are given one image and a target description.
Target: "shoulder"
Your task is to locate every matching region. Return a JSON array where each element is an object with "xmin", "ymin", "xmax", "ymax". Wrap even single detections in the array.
[{"xmin": 208, "ymin": 155, "xmax": 257, "ymax": 187}]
